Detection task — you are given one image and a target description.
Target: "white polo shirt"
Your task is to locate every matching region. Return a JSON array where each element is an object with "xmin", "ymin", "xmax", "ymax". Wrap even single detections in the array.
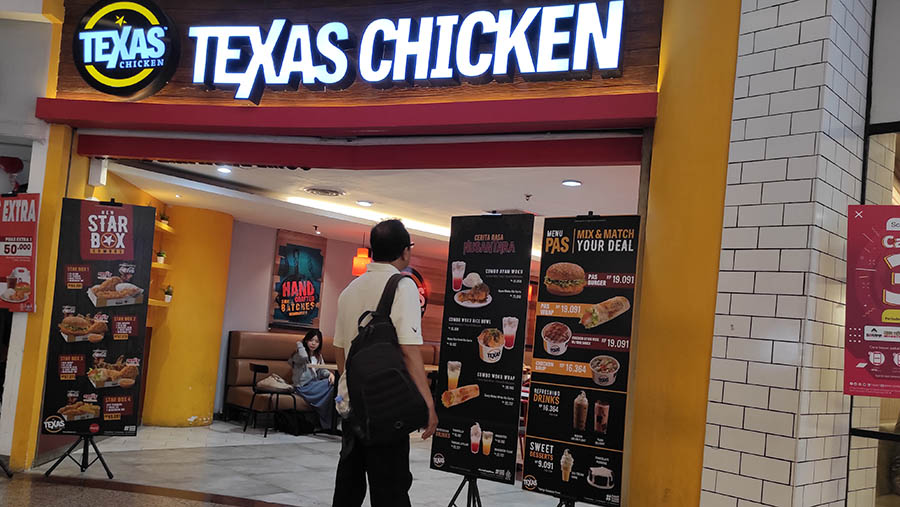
[{"xmin": 333, "ymin": 262, "xmax": 424, "ymax": 358}]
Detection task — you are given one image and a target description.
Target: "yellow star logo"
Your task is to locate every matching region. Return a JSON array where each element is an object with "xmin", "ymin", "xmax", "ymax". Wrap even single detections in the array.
[{"xmin": 115, "ymin": 15, "xmax": 126, "ymax": 26}]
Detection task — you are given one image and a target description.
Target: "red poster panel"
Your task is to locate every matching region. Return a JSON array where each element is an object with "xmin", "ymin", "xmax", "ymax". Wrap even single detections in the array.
[
  {"xmin": 0, "ymin": 193, "xmax": 39, "ymax": 311},
  {"xmin": 846, "ymin": 205, "xmax": 900, "ymax": 397}
]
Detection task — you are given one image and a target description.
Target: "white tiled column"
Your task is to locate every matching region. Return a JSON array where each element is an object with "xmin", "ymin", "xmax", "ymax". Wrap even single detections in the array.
[{"xmin": 700, "ymin": 1, "xmax": 875, "ymax": 506}]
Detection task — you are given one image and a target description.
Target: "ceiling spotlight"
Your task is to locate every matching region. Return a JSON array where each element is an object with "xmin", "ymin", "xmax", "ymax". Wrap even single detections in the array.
[
  {"xmin": 561, "ymin": 180, "xmax": 582, "ymax": 187},
  {"xmin": 175, "ymin": 194, "xmax": 182, "ymax": 198},
  {"xmin": 314, "ymin": 225, "xmax": 321, "ymax": 235},
  {"xmin": 356, "ymin": 200, "xmax": 374, "ymax": 207},
  {"xmin": 217, "ymin": 166, "xmax": 232, "ymax": 174}
]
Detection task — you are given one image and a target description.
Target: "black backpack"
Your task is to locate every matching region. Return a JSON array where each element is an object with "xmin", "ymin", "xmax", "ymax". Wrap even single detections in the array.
[{"xmin": 345, "ymin": 273, "xmax": 428, "ymax": 445}]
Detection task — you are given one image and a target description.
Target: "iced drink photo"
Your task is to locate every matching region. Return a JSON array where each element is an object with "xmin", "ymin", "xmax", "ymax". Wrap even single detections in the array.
[
  {"xmin": 594, "ymin": 400, "xmax": 610, "ymax": 434},
  {"xmin": 470, "ymin": 423, "xmax": 481, "ymax": 454},
  {"xmin": 447, "ymin": 361, "xmax": 461, "ymax": 390},
  {"xmin": 573, "ymin": 391, "xmax": 588, "ymax": 431},
  {"xmin": 502, "ymin": 316, "xmax": 519, "ymax": 349},
  {"xmin": 481, "ymin": 431, "xmax": 493, "ymax": 456},
  {"xmin": 452, "ymin": 261, "xmax": 466, "ymax": 291}
]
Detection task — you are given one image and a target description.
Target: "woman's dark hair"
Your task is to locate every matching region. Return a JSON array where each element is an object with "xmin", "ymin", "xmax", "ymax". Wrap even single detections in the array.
[
  {"xmin": 302, "ymin": 329, "xmax": 324, "ymax": 362},
  {"xmin": 370, "ymin": 219, "xmax": 411, "ymax": 262}
]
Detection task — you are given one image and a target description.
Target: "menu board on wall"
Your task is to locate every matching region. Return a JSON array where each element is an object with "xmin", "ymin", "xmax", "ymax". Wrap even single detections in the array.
[
  {"xmin": 0, "ymin": 193, "xmax": 39, "ymax": 312},
  {"xmin": 430, "ymin": 214, "xmax": 534, "ymax": 484},
  {"xmin": 522, "ymin": 215, "xmax": 640, "ymax": 506},
  {"xmin": 39, "ymin": 198, "xmax": 154, "ymax": 437},
  {"xmin": 845, "ymin": 205, "xmax": 900, "ymax": 397},
  {"xmin": 271, "ymin": 229, "xmax": 324, "ymax": 328}
]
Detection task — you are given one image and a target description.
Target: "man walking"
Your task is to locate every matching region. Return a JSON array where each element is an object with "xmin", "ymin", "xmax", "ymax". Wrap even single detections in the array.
[{"xmin": 332, "ymin": 219, "xmax": 438, "ymax": 507}]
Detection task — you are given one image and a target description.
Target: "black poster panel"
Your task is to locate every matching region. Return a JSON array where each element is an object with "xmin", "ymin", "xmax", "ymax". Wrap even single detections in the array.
[
  {"xmin": 430, "ymin": 214, "xmax": 534, "ymax": 485},
  {"xmin": 523, "ymin": 215, "xmax": 640, "ymax": 506},
  {"xmin": 39, "ymin": 198, "xmax": 155, "ymax": 437}
]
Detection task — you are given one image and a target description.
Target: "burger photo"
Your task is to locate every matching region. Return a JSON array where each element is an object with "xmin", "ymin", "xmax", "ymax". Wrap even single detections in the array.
[
  {"xmin": 58, "ymin": 315, "xmax": 91, "ymax": 337},
  {"xmin": 544, "ymin": 262, "xmax": 587, "ymax": 296}
]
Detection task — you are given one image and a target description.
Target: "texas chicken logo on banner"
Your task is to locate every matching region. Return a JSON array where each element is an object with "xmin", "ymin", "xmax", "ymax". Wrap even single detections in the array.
[
  {"xmin": 80, "ymin": 202, "xmax": 134, "ymax": 261},
  {"xmin": 73, "ymin": 0, "xmax": 180, "ymax": 99}
]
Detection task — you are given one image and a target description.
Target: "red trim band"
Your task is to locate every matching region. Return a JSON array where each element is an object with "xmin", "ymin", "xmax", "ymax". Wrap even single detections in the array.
[
  {"xmin": 76, "ymin": 135, "xmax": 644, "ymax": 169},
  {"xmin": 37, "ymin": 94, "xmax": 657, "ymax": 137}
]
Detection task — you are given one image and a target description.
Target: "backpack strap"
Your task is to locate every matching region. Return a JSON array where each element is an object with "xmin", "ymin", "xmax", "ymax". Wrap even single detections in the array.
[{"xmin": 376, "ymin": 273, "xmax": 409, "ymax": 316}]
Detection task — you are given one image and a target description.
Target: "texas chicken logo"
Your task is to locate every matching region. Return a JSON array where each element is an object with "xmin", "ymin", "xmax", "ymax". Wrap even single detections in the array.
[{"xmin": 73, "ymin": 0, "xmax": 180, "ymax": 99}]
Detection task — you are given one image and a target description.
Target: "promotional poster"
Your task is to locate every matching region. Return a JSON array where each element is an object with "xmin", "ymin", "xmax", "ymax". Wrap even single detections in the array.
[
  {"xmin": 522, "ymin": 215, "xmax": 640, "ymax": 506},
  {"xmin": 40, "ymin": 199, "xmax": 154, "ymax": 437},
  {"xmin": 0, "ymin": 193, "xmax": 39, "ymax": 312},
  {"xmin": 430, "ymin": 214, "xmax": 535, "ymax": 484},
  {"xmin": 272, "ymin": 242, "xmax": 323, "ymax": 327},
  {"xmin": 845, "ymin": 205, "xmax": 900, "ymax": 397}
]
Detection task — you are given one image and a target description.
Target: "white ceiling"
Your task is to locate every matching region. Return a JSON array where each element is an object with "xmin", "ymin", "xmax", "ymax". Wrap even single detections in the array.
[{"xmin": 110, "ymin": 160, "xmax": 641, "ymax": 260}]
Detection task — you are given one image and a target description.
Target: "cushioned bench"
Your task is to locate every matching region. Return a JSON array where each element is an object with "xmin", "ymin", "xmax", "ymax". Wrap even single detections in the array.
[{"xmin": 224, "ymin": 330, "xmax": 441, "ymax": 417}]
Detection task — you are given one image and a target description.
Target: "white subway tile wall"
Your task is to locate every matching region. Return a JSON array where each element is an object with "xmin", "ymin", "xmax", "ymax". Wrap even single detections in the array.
[{"xmin": 702, "ymin": 0, "xmax": 876, "ymax": 506}]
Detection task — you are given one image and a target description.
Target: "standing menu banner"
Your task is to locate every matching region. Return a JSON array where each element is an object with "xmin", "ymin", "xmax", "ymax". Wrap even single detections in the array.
[
  {"xmin": 40, "ymin": 198, "xmax": 154, "ymax": 437},
  {"xmin": 0, "ymin": 193, "xmax": 39, "ymax": 312},
  {"xmin": 430, "ymin": 214, "xmax": 534, "ymax": 484},
  {"xmin": 845, "ymin": 205, "xmax": 900, "ymax": 397},
  {"xmin": 522, "ymin": 215, "xmax": 640, "ymax": 506}
]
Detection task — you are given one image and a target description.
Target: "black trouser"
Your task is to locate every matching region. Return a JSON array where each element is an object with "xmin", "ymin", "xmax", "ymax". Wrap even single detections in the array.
[{"xmin": 332, "ymin": 429, "xmax": 412, "ymax": 507}]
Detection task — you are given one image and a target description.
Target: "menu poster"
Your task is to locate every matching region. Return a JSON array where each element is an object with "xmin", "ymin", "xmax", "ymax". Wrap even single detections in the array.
[
  {"xmin": 845, "ymin": 205, "xmax": 900, "ymax": 397},
  {"xmin": 40, "ymin": 198, "xmax": 154, "ymax": 437},
  {"xmin": 430, "ymin": 214, "xmax": 535, "ymax": 484},
  {"xmin": 272, "ymin": 242, "xmax": 323, "ymax": 327},
  {"xmin": 0, "ymin": 193, "xmax": 39, "ymax": 312},
  {"xmin": 522, "ymin": 215, "xmax": 640, "ymax": 506}
]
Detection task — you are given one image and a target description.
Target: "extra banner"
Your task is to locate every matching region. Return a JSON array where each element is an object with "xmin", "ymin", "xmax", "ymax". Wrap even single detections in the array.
[
  {"xmin": 845, "ymin": 205, "xmax": 900, "ymax": 397},
  {"xmin": 430, "ymin": 214, "xmax": 535, "ymax": 484},
  {"xmin": 40, "ymin": 198, "xmax": 155, "ymax": 436},
  {"xmin": 0, "ymin": 193, "xmax": 39, "ymax": 312},
  {"xmin": 522, "ymin": 215, "xmax": 640, "ymax": 506}
]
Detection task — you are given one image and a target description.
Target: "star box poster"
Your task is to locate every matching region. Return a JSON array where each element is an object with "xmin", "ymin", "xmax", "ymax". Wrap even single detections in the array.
[{"xmin": 272, "ymin": 237, "xmax": 323, "ymax": 328}]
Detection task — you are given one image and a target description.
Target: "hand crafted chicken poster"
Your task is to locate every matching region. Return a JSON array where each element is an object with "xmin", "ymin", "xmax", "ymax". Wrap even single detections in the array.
[
  {"xmin": 40, "ymin": 199, "xmax": 154, "ymax": 437},
  {"xmin": 845, "ymin": 205, "xmax": 900, "ymax": 397},
  {"xmin": 522, "ymin": 215, "xmax": 640, "ymax": 506}
]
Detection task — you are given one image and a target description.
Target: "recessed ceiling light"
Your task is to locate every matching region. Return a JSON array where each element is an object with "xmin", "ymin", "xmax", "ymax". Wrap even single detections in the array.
[
  {"xmin": 217, "ymin": 166, "xmax": 232, "ymax": 174},
  {"xmin": 175, "ymin": 194, "xmax": 182, "ymax": 198},
  {"xmin": 305, "ymin": 187, "xmax": 345, "ymax": 197},
  {"xmin": 357, "ymin": 200, "xmax": 374, "ymax": 207},
  {"xmin": 561, "ymin": 179, "xmax": 583, "ymax": 187}
]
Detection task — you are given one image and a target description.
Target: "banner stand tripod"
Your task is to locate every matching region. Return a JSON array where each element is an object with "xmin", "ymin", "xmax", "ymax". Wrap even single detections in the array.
[
  {"xmin": 448, "ymin": 475, "xmax": 482, "ymax": 507},
  {"xmin": 1, "ymin": 458, "xmax": 11, "ymax": 478},
  {"xmin": 556, "ymin": 495, "xmax": 577, "ymax": 507},
  {"xmin": 44, "ymin": 435, "xmax": 113, "ymax": 479}
]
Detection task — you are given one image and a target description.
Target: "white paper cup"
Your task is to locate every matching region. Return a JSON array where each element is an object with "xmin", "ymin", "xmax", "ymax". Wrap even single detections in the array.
[
  {"xmin": 541, "ymin": 323, "xmax": 572, "ymax": 356},
  {"xmin": 479, "ymin": 340, "xmax": 503, "ymax": 363},
  {"xmin": 590, "ymin": 355, "xmax": 620, "ymax": 387}
]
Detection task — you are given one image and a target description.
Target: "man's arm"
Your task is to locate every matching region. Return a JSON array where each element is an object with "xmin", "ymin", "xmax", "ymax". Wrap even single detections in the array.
[
  {"xmin": 401, "ymin": 345, "xmax": 438, "ymax": 439},
  {"xmin": 335, "ymin": 347, "xmax": 346, "ymax": 375}
]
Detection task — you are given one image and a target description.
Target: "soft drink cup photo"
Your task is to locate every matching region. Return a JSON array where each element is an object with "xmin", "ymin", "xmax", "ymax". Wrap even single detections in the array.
[
  {"xmin": 502, "ymin": 316, "xmax": 518, "ymax": 349},
  {"xmin": 482, "ymin": 431, "xmax": 493, "ymax": 456},
  {"xmin": 470, "ymin": 423, "xmax": 481, "ymax": 454},
  {"xmin": 447, "ymin": 361, "xmax": 461, "ymax": 390},
  {"xmin": 452, "ymin": 261, "xmax": 466, "ymax": 291}
]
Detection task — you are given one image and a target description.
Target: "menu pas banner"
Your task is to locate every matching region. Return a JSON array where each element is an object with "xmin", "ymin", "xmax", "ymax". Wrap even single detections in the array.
[
  {"xmin": 430, "ymin": 214, "xmax": 535, "ymax": 484},
  {"xmin": 40, "ymin": 198, "xmax": 155, "ymax": 436},
  {"xmin": 845, "ymin": 205, "xmax": 900, "ymax": 397},
  {"xmin": 522, "ymin": 215, "xmax": 640, "ymax": 506},
  {"xmin": 0, "ymin": 193, "xmax": 39, "ymax": 312}
]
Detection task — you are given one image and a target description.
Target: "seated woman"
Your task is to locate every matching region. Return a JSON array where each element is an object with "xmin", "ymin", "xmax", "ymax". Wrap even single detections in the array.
[{"xmin": 289, "ymin": 329, "xmax": 335, "ymax": 429}]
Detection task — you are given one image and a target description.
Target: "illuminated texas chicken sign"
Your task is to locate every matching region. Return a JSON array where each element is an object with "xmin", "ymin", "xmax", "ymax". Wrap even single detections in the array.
[
  {"xmin": 74, "ymin": 0, "xmax": 625, "ymax": 103},
  {"xmin": 190, "ymin": 1, "xmax": 625, "ymax": 103}
]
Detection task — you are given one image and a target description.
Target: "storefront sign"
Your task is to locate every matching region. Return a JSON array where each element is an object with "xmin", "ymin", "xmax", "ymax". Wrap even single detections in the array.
[
  {"xmin": 522, "ymin": 215, "xmax": 639, "ymax": 506},
  {"xmin": 73, "ymin": 0, "xmax": 180, "ymax": 99},
  {"xmin": 272, "ymin": 239, "xmax": 323, "ymax": 327},
  {"xmin": 40, "ymin": 198, "xmax": 155, "ymax": 437},
  {"xmin": 845, "ymin": 205, "xmax": 900, "ymax": 397},
  {"xmin": 189, "ymin": 1, "xmax": 624, "ymax": 102},
  {"xmin": 430, "ymin": 214, "xmax": 535, "ymax": 485},
  {"xmin": 0, "ymin": 193, "xmax": 39, "ymax": 312}
]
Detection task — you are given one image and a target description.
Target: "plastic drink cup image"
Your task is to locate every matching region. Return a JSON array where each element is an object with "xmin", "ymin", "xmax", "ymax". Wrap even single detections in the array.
[
  {"xmin": 482, "ymin": 431, "xmax": 493, "ymax": 456},
  {"xmin": 452, "ymin": 261, "xmax": 466, "ymax": 291},
  {"xmin": 470, "ymin": 423, "xmax": 481, "ymax": 454},
  {"xmin": 502, "ymin": 316, "xmax": 519, "ymax": 349},
  {"xmin": 447, "ymin": 361, "xmax": 461, "ymax": 390}
]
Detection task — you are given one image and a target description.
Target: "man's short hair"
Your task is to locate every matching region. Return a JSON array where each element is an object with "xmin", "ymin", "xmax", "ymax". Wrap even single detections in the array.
[{"xmin": 370, "ymin": 219, "xmax": 411, "ymax": 262}]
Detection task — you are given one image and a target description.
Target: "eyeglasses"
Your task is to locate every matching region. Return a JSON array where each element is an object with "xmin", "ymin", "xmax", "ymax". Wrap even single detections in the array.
[{"xmin": 407, "ymin": 243, "xmax": 415, "ymax": 249}]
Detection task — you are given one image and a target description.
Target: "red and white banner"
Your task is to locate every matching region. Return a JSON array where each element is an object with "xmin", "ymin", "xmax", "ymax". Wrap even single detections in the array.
[
  {"xmin": 846, "ymin": 205, "xmax": 900, "ymax": 397},
  {"xmin": 0, "ymin": 193, "xmax": 39, "ymax": 311}
]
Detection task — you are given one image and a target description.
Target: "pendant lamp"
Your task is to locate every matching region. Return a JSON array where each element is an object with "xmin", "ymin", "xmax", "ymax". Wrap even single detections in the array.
[{"xmin": 352, "ymin": 247, "xmax": 372, "ymax": 276}]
